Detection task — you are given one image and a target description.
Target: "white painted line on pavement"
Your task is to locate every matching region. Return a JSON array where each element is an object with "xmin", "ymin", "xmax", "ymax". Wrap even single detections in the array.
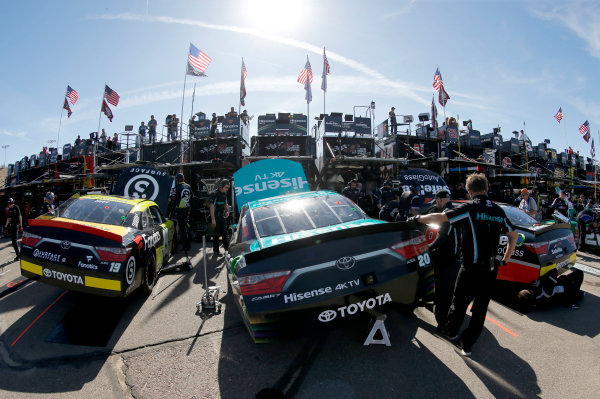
[{"xmin": 573, "ymin": 262, "xmax": 600, "ymax": 278}]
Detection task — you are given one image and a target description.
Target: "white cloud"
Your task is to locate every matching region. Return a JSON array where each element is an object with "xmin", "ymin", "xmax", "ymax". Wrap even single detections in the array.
[
  {"xmin": 532, "ymin": 2, "xmax": 600, "ymax": 59},
  {"xmin": 0, "ymin": 129, "xmax": 29, "ymax": 139},
  {"xmin": 89, "ymin": 13, "xmax": 430, "ymax": 106}
]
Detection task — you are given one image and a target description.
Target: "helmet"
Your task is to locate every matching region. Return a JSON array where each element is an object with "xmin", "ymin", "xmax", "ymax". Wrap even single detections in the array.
[
  {"xmin": 45, "ymin": 192, "xmax": 54, "ymax": 202},
  {"xmin": 7, "ymin": 197, "xmax": 14, "ymax": 204},
  {"xmin": 176, "ymin": 173, "xmax": 184, "ymax": 182}
]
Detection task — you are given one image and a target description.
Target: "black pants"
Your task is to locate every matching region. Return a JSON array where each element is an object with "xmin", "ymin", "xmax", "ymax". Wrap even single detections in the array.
[
  {"xmin": 433, "ymin": 257, "xmax": 461, "ymax": 328},
  {"xmin": 10, "ymin": 226, "xmax": 20, "ymax": 257},
  {"xmin": 446, "ymin": 263, "xmax": 498, "ymax": 350},
  {"xmin": 212, "ymin": 218, "xmax": 229, "ymax": 253},
  {"xmin": 176, "ymin": 210, "xmax": 191, "ymax": 251}
]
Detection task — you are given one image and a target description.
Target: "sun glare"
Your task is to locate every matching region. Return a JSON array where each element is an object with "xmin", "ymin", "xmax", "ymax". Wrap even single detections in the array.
[{"xmin": 244, "ymin": 0, "xmax": 306, "ymax": 34}]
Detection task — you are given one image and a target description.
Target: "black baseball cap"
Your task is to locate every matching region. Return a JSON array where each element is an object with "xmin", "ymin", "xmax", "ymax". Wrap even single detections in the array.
[{"xmin": 435, "ymin": 190, "xmax": 451, "ymax": 199}]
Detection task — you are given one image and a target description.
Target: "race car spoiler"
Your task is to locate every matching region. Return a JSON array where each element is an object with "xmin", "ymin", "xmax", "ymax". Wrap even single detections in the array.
[
  {"xmin": 28, "ymin": 218, "xmax": 123, "ymax": 243},
  {"xmin": 516, "ymin": 222, "xmax": 571, "ymax": 237}
]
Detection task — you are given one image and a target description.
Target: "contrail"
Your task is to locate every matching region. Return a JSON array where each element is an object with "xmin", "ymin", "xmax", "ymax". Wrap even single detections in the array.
[{"xmin": 89, "ymin": 13, "xmax": 430, "ymax": 106}]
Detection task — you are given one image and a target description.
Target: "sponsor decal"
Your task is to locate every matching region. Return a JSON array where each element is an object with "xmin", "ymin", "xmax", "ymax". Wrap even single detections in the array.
[
  {"xmin": 499, "ymin": 234, "xmax": 526, "ymax": 247},
  {"xmin": 61, "ymin": 240, "xmax": 71, "ymax": 250},
  {"xmin": 42, "ymin": 268, "xmax": 84, "ymax": 285},
  {"xmin": 125, "ymin": 257, "xmax": 136, "ymax": 285},
  {"xmin": 33, "ymin": 249, "xmax": 65, "ymax": 263},
  {"xmin": 318, "ymin": 293, "xmax": 392, "ymax": 322},
  {"xmin": 284, "ymin": 279, "xmax": 360, "ymax": 304},
  {"xmin": 77, "ymin": 261, "xmax": 98, "ymax": 270},
  {"xmin": 142, "ymin": 231, "xmax": 161, "ymax": 249},
  {"xmin": 551, "ymin": 246, "xmax": 564, "ymax": 256},
  {"xmin": 335, "ymin": 256, "xmax": 356, "ymax": 270},
  {"xmin": 556, "ymin": 259, "xmax": 569, "ymax": 269},
  {"xmin": 123, "ymin": 174, "xmax": 160, "ymax": 201},
  {"xmin": 476, "ymin": 213, "xmax": 504, "ymax": 223},
  {"xmin": 250, "ymin": 293, "xmax": 282, "ymax": 302}
]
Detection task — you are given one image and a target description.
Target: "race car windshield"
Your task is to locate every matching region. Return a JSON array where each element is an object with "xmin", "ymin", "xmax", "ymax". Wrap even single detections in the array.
[
  {"xmin": 252, "ymin": 194, "xmax": 366, "ymax": 238},
  {"xmin": 59, "ymin": 197, "xmax": 134, "ymax": 226},
  {"xmin": 501, "ymin": 205, "xmax": 538, "ymax": 226}
]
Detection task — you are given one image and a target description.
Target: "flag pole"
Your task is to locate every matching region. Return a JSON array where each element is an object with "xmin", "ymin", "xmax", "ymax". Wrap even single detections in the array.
[
  {"xmin": 180, "ymin": 66, "xmax": 188, "ymax": 142},
  {"xmin": 190, "ymin": 83, "xmax": 196, "ymax": 121},
  {"xmin": 524, "ymin": 121, "xmax": 529, "ymax": 184},
  {"xmin": 97, "ymin": 83, "xmax": 105, "ymax": 142},
  {"xmin": 238, "ymin": 58, "xmax": 243, "ymax": 141},
  {"xmin": 57, "ymin": 86, "xmax": 67, "ymax": 150}
]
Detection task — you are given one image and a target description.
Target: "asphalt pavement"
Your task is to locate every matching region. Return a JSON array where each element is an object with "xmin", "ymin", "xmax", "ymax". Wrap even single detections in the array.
[{"xmin": 1, "ymin": 235, "xmax": 600, "ymax": 398}]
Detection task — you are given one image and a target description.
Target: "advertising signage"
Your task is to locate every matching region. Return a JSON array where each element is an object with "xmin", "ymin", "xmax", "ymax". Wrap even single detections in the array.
[
  {"xmin": 289, "ymin": 114, "xmax": 308, "ymax": 135},
  {"xmin": 258, "ymin": 115, "xmax": 277, "ymax": 135}
]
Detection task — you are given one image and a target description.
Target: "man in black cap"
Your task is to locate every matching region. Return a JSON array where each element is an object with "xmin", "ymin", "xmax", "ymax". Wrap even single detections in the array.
[
  {"xmin": 342, "ymin": 179, "xmax": 360, "ymax": 204},
  {"xmin": 209, "ymin": 179, "xmax": 231, "ymax": 256},
  {"xmin": 425, "ymin": 190, "xmax": 461, "ymax": 332},
  {"xmin": 172, "ymin": 173, "xmax": 192, "ymax": 251},
  {"xmin": 409, "ymin": 173, "xmax": 518, "ymax": 356},
  {"xmin": 4, "ymin": 198, "xmax": 22, "ymax": 261},
  {"xmin": 397, "ymin": 184, "xmax": 421, "ymax": 221}
]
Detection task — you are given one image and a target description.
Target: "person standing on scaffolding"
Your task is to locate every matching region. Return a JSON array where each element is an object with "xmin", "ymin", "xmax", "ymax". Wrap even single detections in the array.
[
  {"xmin": 172, "ymin": 173, "xmax": 192, "ymax": 252},
  {"xmin": 389, "ymin": 107, "xmax": 397, "ymax": 135}
]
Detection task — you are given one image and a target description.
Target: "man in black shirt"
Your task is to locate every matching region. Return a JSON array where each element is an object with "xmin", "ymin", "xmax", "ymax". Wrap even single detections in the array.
[
  {"xmin": 171, "ymin": 173, "xmax": 192, "ymax": 251},
  {"xmin": 341, "ymin": 180, "xmax": 360, "ymax": 204},
  {"xmin": 4, "ymin": 198, "xmax": 22, "ymax": 261},
  {"xmin": 379, "ymin": 180, "xmax": 395, "ymax": 208},
  {"xmin": 379, "ymin": 190, "xmax": 401, "ymax": 221},
  {"xmin": 209, "ymin": 179, "xmax": 231, "ymax": 256},
  {"xmin": 210, "ymin": 113, "xmax": 218, "ymax": 138},
  {"xmin": 411, "ymin": 173, "xmax": 518, "ymax": 356},
  {"xmin": 425, "ymin": 190, "xmax": 461, "ymax": 332}
]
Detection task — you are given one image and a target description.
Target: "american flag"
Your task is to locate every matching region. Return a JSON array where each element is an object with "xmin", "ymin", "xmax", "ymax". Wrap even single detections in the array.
[
  {"xmin": 579, "ymin": 120, "xmax": 590, "ymax": 134},
  {"xmin": 240, "ymin": 59, "xmax": 247, "ymax": 106},
  {"xmin": 321, "ymin": 47, "xmax": 330, "ymax": 92},
  {"xmin": 433, "ymin": 67, "xmax": 443, "ymax": 92},
  {"xmin": 101, "ymin": 99, "xmax": 113, "ymax": 122},
  {"xmin": 583, "ymin": 131, "xmax": 591, "ymax": 143},
  {"xmin": 297, "ymin": 57, "xmax": 313, "ymax": 85},
  {"xmin": 592, "ymin": 138, "xmax": 595, "ymax": 158},
  {"xmin": 554, "ymin": 107, "xmax": 563, "ymax": 123},
  {"xmin": 187, "ymin": 43, "xmax": 212, "ymax": 75},
  {"xmin": 104, "ymin": 85, "xmax": 120, "ymax": 107},
  {"xmin": 66, "ymin": 85, "xmax": 78, "ymax": 104},
  {"xmin": 63, "ymin": 98, "xmax": 72, "ymax": 118},
  {"xmin": 438, "ymin": 84, "xmax": 450, "ymax": 107}
]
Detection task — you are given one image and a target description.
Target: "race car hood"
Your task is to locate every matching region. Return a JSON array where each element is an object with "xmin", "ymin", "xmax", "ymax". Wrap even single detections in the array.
[{"xmin": 28, "ymin": 217, "xmax": 128, "ymax": 244}]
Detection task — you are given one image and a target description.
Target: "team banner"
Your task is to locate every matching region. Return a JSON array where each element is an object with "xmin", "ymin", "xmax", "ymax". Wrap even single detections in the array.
[
  {"xmin": 396, "ymin": 168, "xmax": 450, "ymax": 203},
  {"xmin": 324, "ymin": 115, "xmax": 343, "ymax": 133},
  {"xmin": 323, "ymin": 137, "xmax": 374, "ymax": 161},
  {"xmin": 62, "ymin": 144, "xmax": 72, "ymax": 160},
  {"xmin": 192, "ymin": 137, "xmax": 241, "ymax": 169},
  {"xmin": 221, "ymin": 116, "xmax": 241, "ymax": 136},
  {"xmin": 112, "ymin": 166, "xmax": 173, "ymax": 213},
  {"xmin": 444, "ymin": 126, "xmax": 459, "ymax": 144},
  {"xmin": 233, "ymin": 159, "xmax": 310, "ymax": 211},
  {"xmin": 252, "ymin": 136, "xmax": 310, "ymax": 157},
  {"xmin": 190, "ymin": 119, "xmax": 211, "ymax": 138},
  {"xmin": 257, "ymin": 114, "xmax": 277, "ymax": 135},
  {"xmin": 289, "ymin": 114, "xmax": 308, "ymax": 135}
]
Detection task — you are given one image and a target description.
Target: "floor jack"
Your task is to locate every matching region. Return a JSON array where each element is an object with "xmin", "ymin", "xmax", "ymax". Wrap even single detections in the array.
[
  {"xmin": 159, "ymin": 248, "xmax": 193, "ymax": 274},
  {"xmin": 197, "ymin": 236, "xmax": 221, "ymax": 313}
]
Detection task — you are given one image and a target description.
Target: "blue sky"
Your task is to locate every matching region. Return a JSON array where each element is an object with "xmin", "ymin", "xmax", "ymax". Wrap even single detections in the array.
[{"xmin": 2, "ymin": 0, "xmax": 600, "ymax": 167}]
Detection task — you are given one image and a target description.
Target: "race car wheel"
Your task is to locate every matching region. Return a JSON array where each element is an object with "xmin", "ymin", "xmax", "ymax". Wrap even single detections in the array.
[{"xmin": 141, "ymin": 252, "xmax": 157, "ymax": 294}]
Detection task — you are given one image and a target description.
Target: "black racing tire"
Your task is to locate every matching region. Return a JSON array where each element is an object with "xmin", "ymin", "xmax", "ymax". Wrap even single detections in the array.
[{"xmin": 141, "ymin": 252, "xmax": 157, "ymax": 295}]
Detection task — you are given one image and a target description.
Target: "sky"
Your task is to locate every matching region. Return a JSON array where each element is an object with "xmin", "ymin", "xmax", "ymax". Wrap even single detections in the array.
[{"xmin": 2, "ymin": 0, "xmax": 600, "ymax": 167}]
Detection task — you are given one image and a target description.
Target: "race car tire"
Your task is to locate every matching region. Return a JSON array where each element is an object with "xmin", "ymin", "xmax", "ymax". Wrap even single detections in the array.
[{"xmin": 141, "ymin": 252, "xmax": 157, "ymax": 294}]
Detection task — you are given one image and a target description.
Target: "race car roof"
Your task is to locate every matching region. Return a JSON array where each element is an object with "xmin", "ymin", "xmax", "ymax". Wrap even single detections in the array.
[{"xmin": 246, "ymin": 190, "xmax": 337, "ymax": 209}]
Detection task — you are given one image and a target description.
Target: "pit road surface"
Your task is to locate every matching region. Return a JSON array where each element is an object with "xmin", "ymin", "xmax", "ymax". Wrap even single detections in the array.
[{"xmin": 1, "ymin": 237, "xmax": 600, "ymax": 398}]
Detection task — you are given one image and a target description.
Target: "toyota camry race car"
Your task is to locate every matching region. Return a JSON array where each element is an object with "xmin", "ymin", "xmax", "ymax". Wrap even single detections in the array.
[
  {"xmin": 20, "ymin": 166, "xmax": 177, "ymax": 297},
  {"xmin": 20, "ymin": 195, "xmax": 176, "ymax": 297},
  {"xmin": 422, "ymin": 202, "xmax": 577, "ymax": 285},
  {"xmin": 226, "ymin": 190, "xmax": 433, "ymax": 342}
]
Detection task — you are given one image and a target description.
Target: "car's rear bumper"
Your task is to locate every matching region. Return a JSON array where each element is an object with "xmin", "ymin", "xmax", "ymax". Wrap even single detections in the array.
[{"xmin": 21, "ymin": 257, "xmax": 125, "ymax": 297}]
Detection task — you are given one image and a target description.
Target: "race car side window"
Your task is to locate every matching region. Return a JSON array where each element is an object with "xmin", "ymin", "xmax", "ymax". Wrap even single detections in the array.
[
  {"xmin": 149, "ymin": 206, "xmax": 164, "ymax": 225},
  {"xmin": 239, "ymin": 209, "xmax": 257, "ymax": 243},
  {"xmin": 142, "ymin": 209, "xmax": 153, "ymax": 229}
]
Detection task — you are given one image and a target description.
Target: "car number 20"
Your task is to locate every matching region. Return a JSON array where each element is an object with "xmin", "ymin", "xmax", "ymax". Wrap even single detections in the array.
[{"xmin": 418, "ymin": 253, "xmax": 431, "ymax": 267}]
